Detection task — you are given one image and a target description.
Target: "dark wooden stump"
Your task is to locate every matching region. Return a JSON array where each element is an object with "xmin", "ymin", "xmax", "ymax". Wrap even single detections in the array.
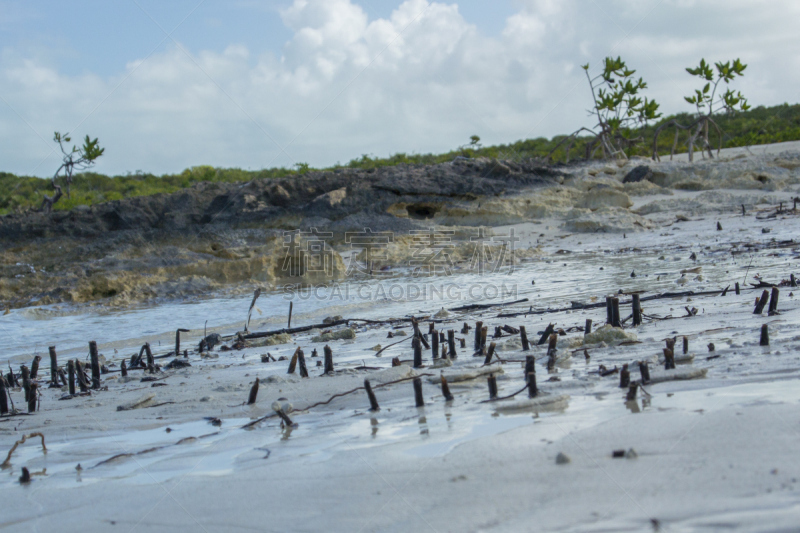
[
  {"xmin": 120, "ymin": 360, "xmax": 128, "ymax": 378},
  {"xmin": 247, "ymin": 378, "xmax": 259, "ymax": 405},
  {"xmin": 479, "ymin": 326, "xmax": 488, "ymax": 354},
  {"xmin": 626, "ymin": 384, "xmax": 638, "ymax": 401},
  {"xmin": 611, "ymin": 297, "xmax": 621, "ymax": 328},
  {"xmin": 431, "ymin": 329, "xmax": 439, "ymax": 358},
  {"xmin": 30, "ymin": 356, "xmax": 41, "ymax": 380},
  {"xmin": 89, "ymin": 341, "xmax": 101, "ymax": 390},
  {"xmin": 639, "ymin": 361, "xmax": 650, "ymax": 384},
  {"xmin": 619, "ymin": 364, "xmax": 630, "ymax": 388},
  {"xmin": 68, "ymin": 360, "xmax": 76, "ymax": 395},
  {"xmin": 298, "ymin": 348, "xmax": 308, "ymax": 378},
  {"xmin": 547, "ymin": 333, "xmax": 558, "ymax": 353},
  {"xmin": 632, "ymin": 294, "xmax": 642, "ymax": 326},
  {"xmin": 176, "ymin": 328, "xmax": 190, "ymax": 358},
  {"xmin": 287, "ymin": 349, "xmax": 298, "ymax": 374},
  {"xmin": 760, "ymin": 324, "xmax": 769, "ymax": 346},
  {"xmin": 537, "ymin": 323, "xmax": 555, "ymax": 345},
  {"xmin": 547, "ymin": 333, "xmax": 558, "ymax": 372},
  {"xmin": 525, "ymin": 355, "xmax": 535, "ymax": 383},
  {"xmin": 145, "ymin": 343, "xmax": 155, "ymax": 374},
  {"xmin": 487, "ymin": 374, "xmax": 498, "ymax": 399},
  {"xmin": 413, "ymin": 337, "xmax": 423, "ymax": 368},
  {"xmin": 76, "ymin": 360, "xmax": 89, "ymax": 393},
  {"xmin": 441, "ymin": 376, "xmax": 454, "ymax": 402},
  {"xmin": 754, "ymin": 290, "xmax": 770, "ymax": 314},
  {"xmin": 132, "ymin": 345, "xmax": 144, "ymax": 369},
  {"xmin": 664, "ymin": 348, "xmax": 675, "ymax": 370},
  {"xmin": 683, "ymin": 336, "xmax": 689, "ymax": 355},
  {"xmin": 412, "ymin": 318, "xmax": 430, "ymax": 349},
  {"xmin": 0, "ymin": 374, "xmax": 8, "ymax": 415},
  {"xmin": 447, "ymin": 330, "xmax": 457, "ymax": 359},
  {"xmin": 584, "ymin": 319, "xmax": 592, "ymax": 336},
  {"xmin": 768, "ymin": 287, "xmax": 780, "ymax": 315},
  {"xmin": 665, "ymin": 338, "xmax": 676, "ymax": 352},
  {"xmin": 324, "ymin": 345, "xmax": 334, "ymax": 374},
  {"xmin": 520, "ymin": 326, "xmax": 530, "ymax": 350},
  {"xmin": 364, "ymin": 379, "xmax": 380, "ymax": 411},
  {"xmin": 27, "ymin": 383, "xmax": 37, "ymax": 412},
  {"xmin": 527, "ymin": 372, "xmax": 538, "ymax": 398},
  {"xmin": 6, "ymin": 368, "xmax": 18, "ymax": 388},
  {"xmin": 474, "ymin": 321, "xmax": 483, "ymax": 351},
  {"xmin": 48, "ymin": 346, "xmax": 58, "ymax": 385},
  {"xmin": 21, "ymin": 365, "xmax": 31, "ymax": 403},
  {"xmin": 274, "ymin": 406, "xmax": 294, "ymax": 427},
  {"xmin": 413, "ymin": 377, "xmax": 424, "ymax": 407},
  {"xmin": 735, "ymin": 282, "xmax": 740, "ymax": 295},
  {"xmin": 484, "ymin": 342, "xmax": 497, "ymax": 365}
]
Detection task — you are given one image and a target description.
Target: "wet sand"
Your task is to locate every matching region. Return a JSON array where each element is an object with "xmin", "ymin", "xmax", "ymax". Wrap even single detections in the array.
[{"xmin": 1, "ymin": 147, "xmax": 800, "ymax": 531}]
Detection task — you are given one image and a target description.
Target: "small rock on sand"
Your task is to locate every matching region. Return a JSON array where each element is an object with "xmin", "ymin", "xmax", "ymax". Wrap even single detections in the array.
[
  {"xmin": 623, "ymin": 165, "xmax": 652, "ymax": 183},
  {"xmin": 312, "ymin": 328, "xmax": 356, "ymax": 342},
  {"xmin": 117, "ymin": 393, "xmax": 156, "ymax": 411}
]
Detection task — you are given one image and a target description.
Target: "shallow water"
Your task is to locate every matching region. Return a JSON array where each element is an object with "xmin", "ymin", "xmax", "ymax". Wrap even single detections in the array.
[
  {"xmin": 6, "ymin": 375, "xmax": 799, "ymax": 492},
  {"xmin": 1, "ymin": 222, "xmax": 794, "ymax": 363}
]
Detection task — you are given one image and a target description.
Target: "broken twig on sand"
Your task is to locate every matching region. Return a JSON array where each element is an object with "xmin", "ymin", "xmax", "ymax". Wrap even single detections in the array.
[{"xmin": 2, "ymin": 432, "xmax": 46, "ymax": 468}]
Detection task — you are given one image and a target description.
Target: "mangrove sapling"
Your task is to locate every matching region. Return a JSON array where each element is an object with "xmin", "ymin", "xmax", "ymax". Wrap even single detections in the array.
[
  {"xmin": 548, "ymin": 56, "xmax": 660, "ymax": 162},
  {"xmin": 458, "ymin": 135, "xmax": 482, "ymax": 157},
  {"xmin": 653, "ymin": 58, "xmax": 749, "ymax": 162},
  {"xmin": 40, "ymin": 132, "xmax": 104, "ymax": 213}
]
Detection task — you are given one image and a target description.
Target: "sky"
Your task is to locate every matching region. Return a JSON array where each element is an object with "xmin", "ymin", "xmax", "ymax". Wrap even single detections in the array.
[{"xmin": 1, "ymin": 0, "xmax": 799, "ymax": 177}]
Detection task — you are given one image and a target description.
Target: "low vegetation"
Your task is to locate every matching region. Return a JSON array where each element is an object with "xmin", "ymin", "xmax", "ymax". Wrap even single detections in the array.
[{"xmin": 1, "ymin": 102, "xmax": 800, "ymax": 216}]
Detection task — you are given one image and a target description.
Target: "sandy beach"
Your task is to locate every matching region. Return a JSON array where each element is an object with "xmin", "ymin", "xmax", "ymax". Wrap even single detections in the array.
[{"xmin": 2, "ymin": 145, "xmax": 800, "ymax": 532}]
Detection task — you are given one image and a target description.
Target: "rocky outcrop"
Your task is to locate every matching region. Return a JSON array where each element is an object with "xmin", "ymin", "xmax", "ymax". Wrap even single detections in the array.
[
  {"xmin": 0, "ymin": 158, "xmax": 564, "ymax": 309},
  {"xmin": 0, "ymin": 158, "xmax": 564, "ymax": 242}
]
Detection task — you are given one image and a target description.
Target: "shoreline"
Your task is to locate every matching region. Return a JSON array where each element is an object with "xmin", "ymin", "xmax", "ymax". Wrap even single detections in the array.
[{"xmin": 1, "ymin": 146, "xmax": 799, "ymax": 531}]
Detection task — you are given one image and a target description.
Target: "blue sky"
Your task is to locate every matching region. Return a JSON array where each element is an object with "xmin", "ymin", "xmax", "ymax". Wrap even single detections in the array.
[
  {"xmin": 1, "ymin": 0, "xmax": 799, "ymax": 176},
  {"xmin": 1, "ymin": 1, "xmax": 517, "ymax": 76}
]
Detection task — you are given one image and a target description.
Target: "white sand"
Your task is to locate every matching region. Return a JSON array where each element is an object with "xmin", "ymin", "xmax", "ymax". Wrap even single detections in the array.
[{"xmin": 2, "ymin": 144, "xmax": 800, "ymax": 531}]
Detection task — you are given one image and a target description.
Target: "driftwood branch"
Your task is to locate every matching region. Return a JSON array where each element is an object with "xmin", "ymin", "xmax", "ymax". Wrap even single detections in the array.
[
  {"xmin": 450, "ymin": 298, "xmax": 529, "ymax": 312},
  {"xmin": 241, "ymin": 373, "xmax": 435, "ymax": 429},
  {"xmin": 373, "ymin": 335, "xmax": 412, "ymax": 357},
  {"xmin": 2, "ymin": 432, "xmax": 47, "ymax": 468},
  {"xmin": 496, "ymin": 289, "xmax": 733, "ymax": 319},
  {"xmin": 242, "ymin": 315, "xmax": 445, "ymax": 341}
]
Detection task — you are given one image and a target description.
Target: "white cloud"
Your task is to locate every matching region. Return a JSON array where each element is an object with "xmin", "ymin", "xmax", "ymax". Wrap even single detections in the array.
[{"xmin": 1, "ymin": 0, "xmax": 799, "ymax": 176}]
